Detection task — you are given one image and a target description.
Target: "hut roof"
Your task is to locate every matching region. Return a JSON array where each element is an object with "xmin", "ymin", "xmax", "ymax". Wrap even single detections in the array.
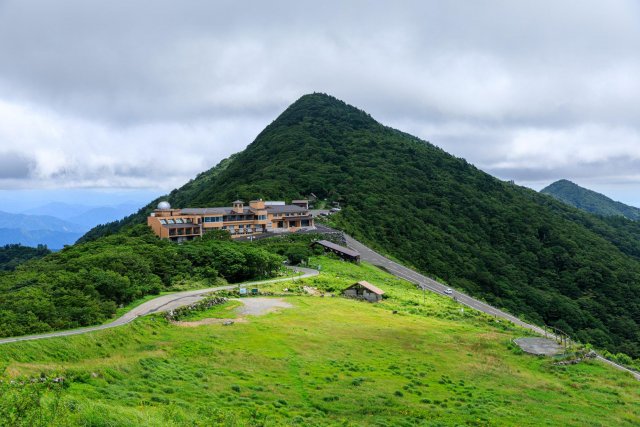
[
  {"xmin": 313, "ymin": 240, "xmax": 360, "ymax": 258},
  {"xmin": 351, "ymin": 281, "xmax": 384, "ymax": 295}
]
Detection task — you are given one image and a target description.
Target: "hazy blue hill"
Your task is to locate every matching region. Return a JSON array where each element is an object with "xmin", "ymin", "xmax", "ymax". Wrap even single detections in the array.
[
  {"xmin": 0, "ymin": 228, "xmax": 83, "ymax": 249},
  {"xmin": 541, "ymin": 179, "xmax": 640, "ymax": 220},
  {"xmin": 23, "ymin": 201, "xmax": 140, "ymax": 228},
  {"xmin": 0, "ymin": 210, "xmax": 84, "ymax": 232},
  {"xmin": 81, "ymin": 93, "xmax": 640, "ymax": 357},
  {"xmin": 0, "ymin": 210, "xmax": 85, "ymax": 249}
]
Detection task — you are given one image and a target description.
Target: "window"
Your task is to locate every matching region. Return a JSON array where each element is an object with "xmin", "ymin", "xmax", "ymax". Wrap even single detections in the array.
[
  {"xmin": 168, "ymin": 219, "xmax": 176, "ymax": 224},
  {"xmin": 159, "ymin": 219, "xmax": 167, "ymax": 224},
  {"xmin": 176, "ymin": 218, "xmax": 184, "ymax": 224}
]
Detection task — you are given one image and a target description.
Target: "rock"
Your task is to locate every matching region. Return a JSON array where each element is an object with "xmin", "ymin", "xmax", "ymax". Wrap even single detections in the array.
[{"xmin": 223, "ymin": 320, "xmax": 234, "ymax": 326}]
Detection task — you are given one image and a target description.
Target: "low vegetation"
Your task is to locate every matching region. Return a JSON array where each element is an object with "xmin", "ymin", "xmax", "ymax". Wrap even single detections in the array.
[
  {"xmin": 0, "ymin": 256, "xmax": 638, "ymax": 426},
  {"xmin": 0, "ymin": 244, "xmax": 50, "ymax": 272}
]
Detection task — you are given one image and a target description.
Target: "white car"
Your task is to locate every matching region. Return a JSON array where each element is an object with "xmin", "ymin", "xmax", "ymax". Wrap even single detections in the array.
[{"xmin": 444, "ymin": 288, "xmax": 453, "ymax": 295}]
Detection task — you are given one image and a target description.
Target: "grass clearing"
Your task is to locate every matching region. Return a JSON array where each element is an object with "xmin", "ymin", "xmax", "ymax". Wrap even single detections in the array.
[{"xmin": 1, "ymin": 256, "xmax": 638, "ymax": 426}]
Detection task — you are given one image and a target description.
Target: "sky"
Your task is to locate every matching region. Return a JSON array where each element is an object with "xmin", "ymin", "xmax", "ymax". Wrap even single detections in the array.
[{"xmin": 1, "ymin": 0, "xmax": 639, "ymax": 210}]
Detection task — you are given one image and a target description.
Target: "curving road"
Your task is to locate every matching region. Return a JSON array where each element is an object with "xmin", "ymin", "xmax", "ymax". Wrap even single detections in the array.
[
  {"xmin": 0, "ymin": 266, "xmax": 318, "ymax": 346},
  {"xmin": 345, "ymin": 234, "xmax": 640, "ymax": 381}
]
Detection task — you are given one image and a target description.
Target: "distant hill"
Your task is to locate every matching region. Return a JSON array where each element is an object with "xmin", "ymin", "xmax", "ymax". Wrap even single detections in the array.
[
  {"xmin": 0, "ymin": 211, "xmax": 84, "ymax": 249},
  {"xmin": 80, "ymin": 93, "xmax": 640, "ymax": 358},
  {"xmin": 23, "ymin": 202, "xmax": 140, "ymax": 228},
  {"xmin": 541, "ymin": 179, "xmax": 640, "ymax": 220}
]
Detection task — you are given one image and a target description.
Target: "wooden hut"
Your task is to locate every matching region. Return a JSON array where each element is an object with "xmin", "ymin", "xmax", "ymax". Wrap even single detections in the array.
[{"xmin": 342, "ymin": 281, "xmax": 384, "ymax": 302}]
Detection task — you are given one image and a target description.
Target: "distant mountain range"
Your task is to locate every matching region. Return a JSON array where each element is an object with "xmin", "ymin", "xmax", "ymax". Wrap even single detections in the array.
[
  {"xmin": 0, "ymin": 202, "xmax": 140, "ymax": 249},
  {"xmin": 23, "ymin": 201, "xmax": 141, "ymax": 229},
  {"xmin": 0, "ymin": 211, "xmax": 84, "ymax": 249},
  {"xmin": 541, "ymin": 179, "xmax": 640, "ymax": 221}
]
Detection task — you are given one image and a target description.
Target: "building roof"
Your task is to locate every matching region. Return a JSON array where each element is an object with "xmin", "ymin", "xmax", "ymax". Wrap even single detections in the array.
[
  {"xmin": 178, "ymin": 203, "xmax": 306, "ymax": 216},
  {"xmin": 313, "ymin": 240, "xmax": 360, "ymax": 258},
  {"xmin": 181, "ymin": 207, "xmax": 230, "ymax": 215},
  {"xmin": 348, "ymin": 281, "xmax": 385, "ymax": 295},
  {"xmin": 266, "ymin": 204, "xmax": 308, "ymax": 214},
  {"xmin": 292, "ymin": 199, "xmax": 308, "ymax": 203}
]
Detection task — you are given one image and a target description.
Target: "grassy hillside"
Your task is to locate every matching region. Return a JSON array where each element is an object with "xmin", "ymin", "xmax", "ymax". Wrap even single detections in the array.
[
  {"xmin": 541, "ymin": 179, "xmax": 640, "ymax": 220},
  {"xmin": 80, "ymin": 93, "xmax": 640, "ymax": 358},
  {"xmin": 1, "ymin": 256, "xmax": 638, "ymax": 426}
]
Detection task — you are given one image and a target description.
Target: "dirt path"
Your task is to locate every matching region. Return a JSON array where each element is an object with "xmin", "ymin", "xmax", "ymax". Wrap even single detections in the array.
[{"xmin": 234, "ymin": 297, "xmax": 293, "ymax": 316}]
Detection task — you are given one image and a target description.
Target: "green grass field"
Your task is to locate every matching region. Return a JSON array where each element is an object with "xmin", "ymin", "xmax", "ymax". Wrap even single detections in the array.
[{"xmin": 1, "ymin": 257, "xmax": 638, "ymax": 426}]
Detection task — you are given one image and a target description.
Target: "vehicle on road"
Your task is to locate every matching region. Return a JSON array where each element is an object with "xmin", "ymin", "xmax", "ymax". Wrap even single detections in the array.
[{"xmin": 444, "ymin": 288, "xmax": 453, "ymax": 295}]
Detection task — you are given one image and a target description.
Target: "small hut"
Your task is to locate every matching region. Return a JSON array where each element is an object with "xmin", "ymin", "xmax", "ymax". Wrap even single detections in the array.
[
  {"xmin": 342, "ymin": 281, "xmax": 384, "ymax": 302},
  {"xmin": 311, "ymin": 240, "xmax": 360, "ymax": 262}
]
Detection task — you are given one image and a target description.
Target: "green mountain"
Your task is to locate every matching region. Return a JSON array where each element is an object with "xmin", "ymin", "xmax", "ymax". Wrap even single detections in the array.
[
  {"xmin": 541, "ymin": 179, "xmax": 640, "ymax": 220},
  {"xmin": 82, "ymin": 93, "xmax": 640, "ymax": 357}
]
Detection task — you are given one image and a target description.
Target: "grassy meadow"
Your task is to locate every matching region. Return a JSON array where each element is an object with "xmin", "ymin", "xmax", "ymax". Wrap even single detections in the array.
[{"xmin": 0, "ymin": 256, "xmax": 638, "ymax": 426}]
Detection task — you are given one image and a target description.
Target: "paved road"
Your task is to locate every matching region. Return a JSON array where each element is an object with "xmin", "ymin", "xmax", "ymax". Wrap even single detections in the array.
[
  {"xmin": 0, "ymin": 266, "xmax": 318, "ymax": 346},
  {"xmin": 345, "ymin": 234, "xmax": 640, "ymax": 381}
]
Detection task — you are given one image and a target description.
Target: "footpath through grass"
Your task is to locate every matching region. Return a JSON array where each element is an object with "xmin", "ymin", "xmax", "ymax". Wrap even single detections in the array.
[{"xmin": 0, "ymin": 257, "xmax": 638, "ymax": 426}]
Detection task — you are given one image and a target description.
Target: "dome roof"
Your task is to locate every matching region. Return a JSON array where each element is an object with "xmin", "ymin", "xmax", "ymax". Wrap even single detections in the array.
[{"xmin": 157, "ymin": 201, "xmax": 171, "ymax": 210}]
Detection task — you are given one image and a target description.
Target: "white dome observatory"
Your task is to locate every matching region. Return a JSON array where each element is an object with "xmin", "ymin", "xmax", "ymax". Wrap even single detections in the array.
[{"xmin": 157, "ymin": 201, "xmax": 171, "ymax": 210}]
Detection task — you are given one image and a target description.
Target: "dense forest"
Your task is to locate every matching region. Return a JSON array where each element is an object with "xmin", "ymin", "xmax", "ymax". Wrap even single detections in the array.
[
  {"xmin": 0, "ymin": 244, "xmax": 50, "ymax": 271},
  {"xmin": 542, "ymin": 179, "xmax": 640, "ymax": 220},
  {"xmin": 0, "ymin": 226, "xmax": 282, "ymax": 338},
  {"xmin": 81, "ymin": 93, "xmax": 640, "ymax": 357}
]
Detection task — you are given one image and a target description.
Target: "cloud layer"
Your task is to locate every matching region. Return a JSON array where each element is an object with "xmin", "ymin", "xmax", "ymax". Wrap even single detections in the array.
[{"xmin": 0, "ymin": 0, "xmax": 639, "ymax": 202}]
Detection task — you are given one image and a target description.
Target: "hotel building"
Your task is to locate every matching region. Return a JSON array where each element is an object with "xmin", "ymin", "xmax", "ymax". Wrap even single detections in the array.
[{"xmin": 147, "ymin": 199, "xmax": 315, "ymax": 242}]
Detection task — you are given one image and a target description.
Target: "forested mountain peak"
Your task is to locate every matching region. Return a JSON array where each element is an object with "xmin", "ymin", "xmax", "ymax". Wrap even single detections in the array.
[
  {"xmin": 267, "ymin": 92, "xmax": 379, "ymax": 132},
  {"xmin": 541, "ymin": 179, "xmax": 640, "ymax": 220}
]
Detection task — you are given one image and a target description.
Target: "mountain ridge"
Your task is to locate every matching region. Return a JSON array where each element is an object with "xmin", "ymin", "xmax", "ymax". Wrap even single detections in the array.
[{"xmin": 541, "ymin": 179, "xmax": 640, "ymax": 220}]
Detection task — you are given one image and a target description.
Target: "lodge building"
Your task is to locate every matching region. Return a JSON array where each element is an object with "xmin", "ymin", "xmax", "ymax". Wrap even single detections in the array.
[{"xmin": 147, "ymin": 199, "xmax": 315, "ymax": 242}]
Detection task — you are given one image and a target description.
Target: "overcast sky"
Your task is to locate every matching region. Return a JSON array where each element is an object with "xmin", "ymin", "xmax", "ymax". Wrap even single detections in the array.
[{"xmin": 1, "ymin": 0, "xmax": 639, "ymax": 207}]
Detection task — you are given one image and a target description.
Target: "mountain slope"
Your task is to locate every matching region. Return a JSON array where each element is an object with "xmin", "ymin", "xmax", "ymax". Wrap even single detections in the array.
[
  {"xmin": 83, "ymin": 93, "xmax": 640, "ymax": 357},
  {"xmin": 541, "ymin": 179, "xmax": 640, "ymax": 220}
]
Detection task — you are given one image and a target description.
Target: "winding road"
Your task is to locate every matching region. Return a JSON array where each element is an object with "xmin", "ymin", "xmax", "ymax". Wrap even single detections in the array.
[
  {"xmin": 0, "ymin": 266, "xmax": 318, "ymax": 346},
  {"xmin": 344, "ymin": 234, "xmax": 640, "ymax": 381}
]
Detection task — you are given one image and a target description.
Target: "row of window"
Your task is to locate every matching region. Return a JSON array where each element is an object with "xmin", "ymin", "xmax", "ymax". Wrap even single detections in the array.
[
  {"xmin": 159, "ymin": 218, "xmax": 193, "ymax": 225},
  {"xmin": 205, "ymin": 215, "xmax": 267, "ymax": 222}
]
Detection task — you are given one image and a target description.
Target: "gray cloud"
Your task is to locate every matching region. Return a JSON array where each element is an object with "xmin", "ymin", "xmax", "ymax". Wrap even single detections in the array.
[
  {"xmin": 0, "ymin": 0, "xmax": 639, "ymax": 204},
  {"xmin": 0, "ymin": 151, "xmax": 34, "ymax": 178}
]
